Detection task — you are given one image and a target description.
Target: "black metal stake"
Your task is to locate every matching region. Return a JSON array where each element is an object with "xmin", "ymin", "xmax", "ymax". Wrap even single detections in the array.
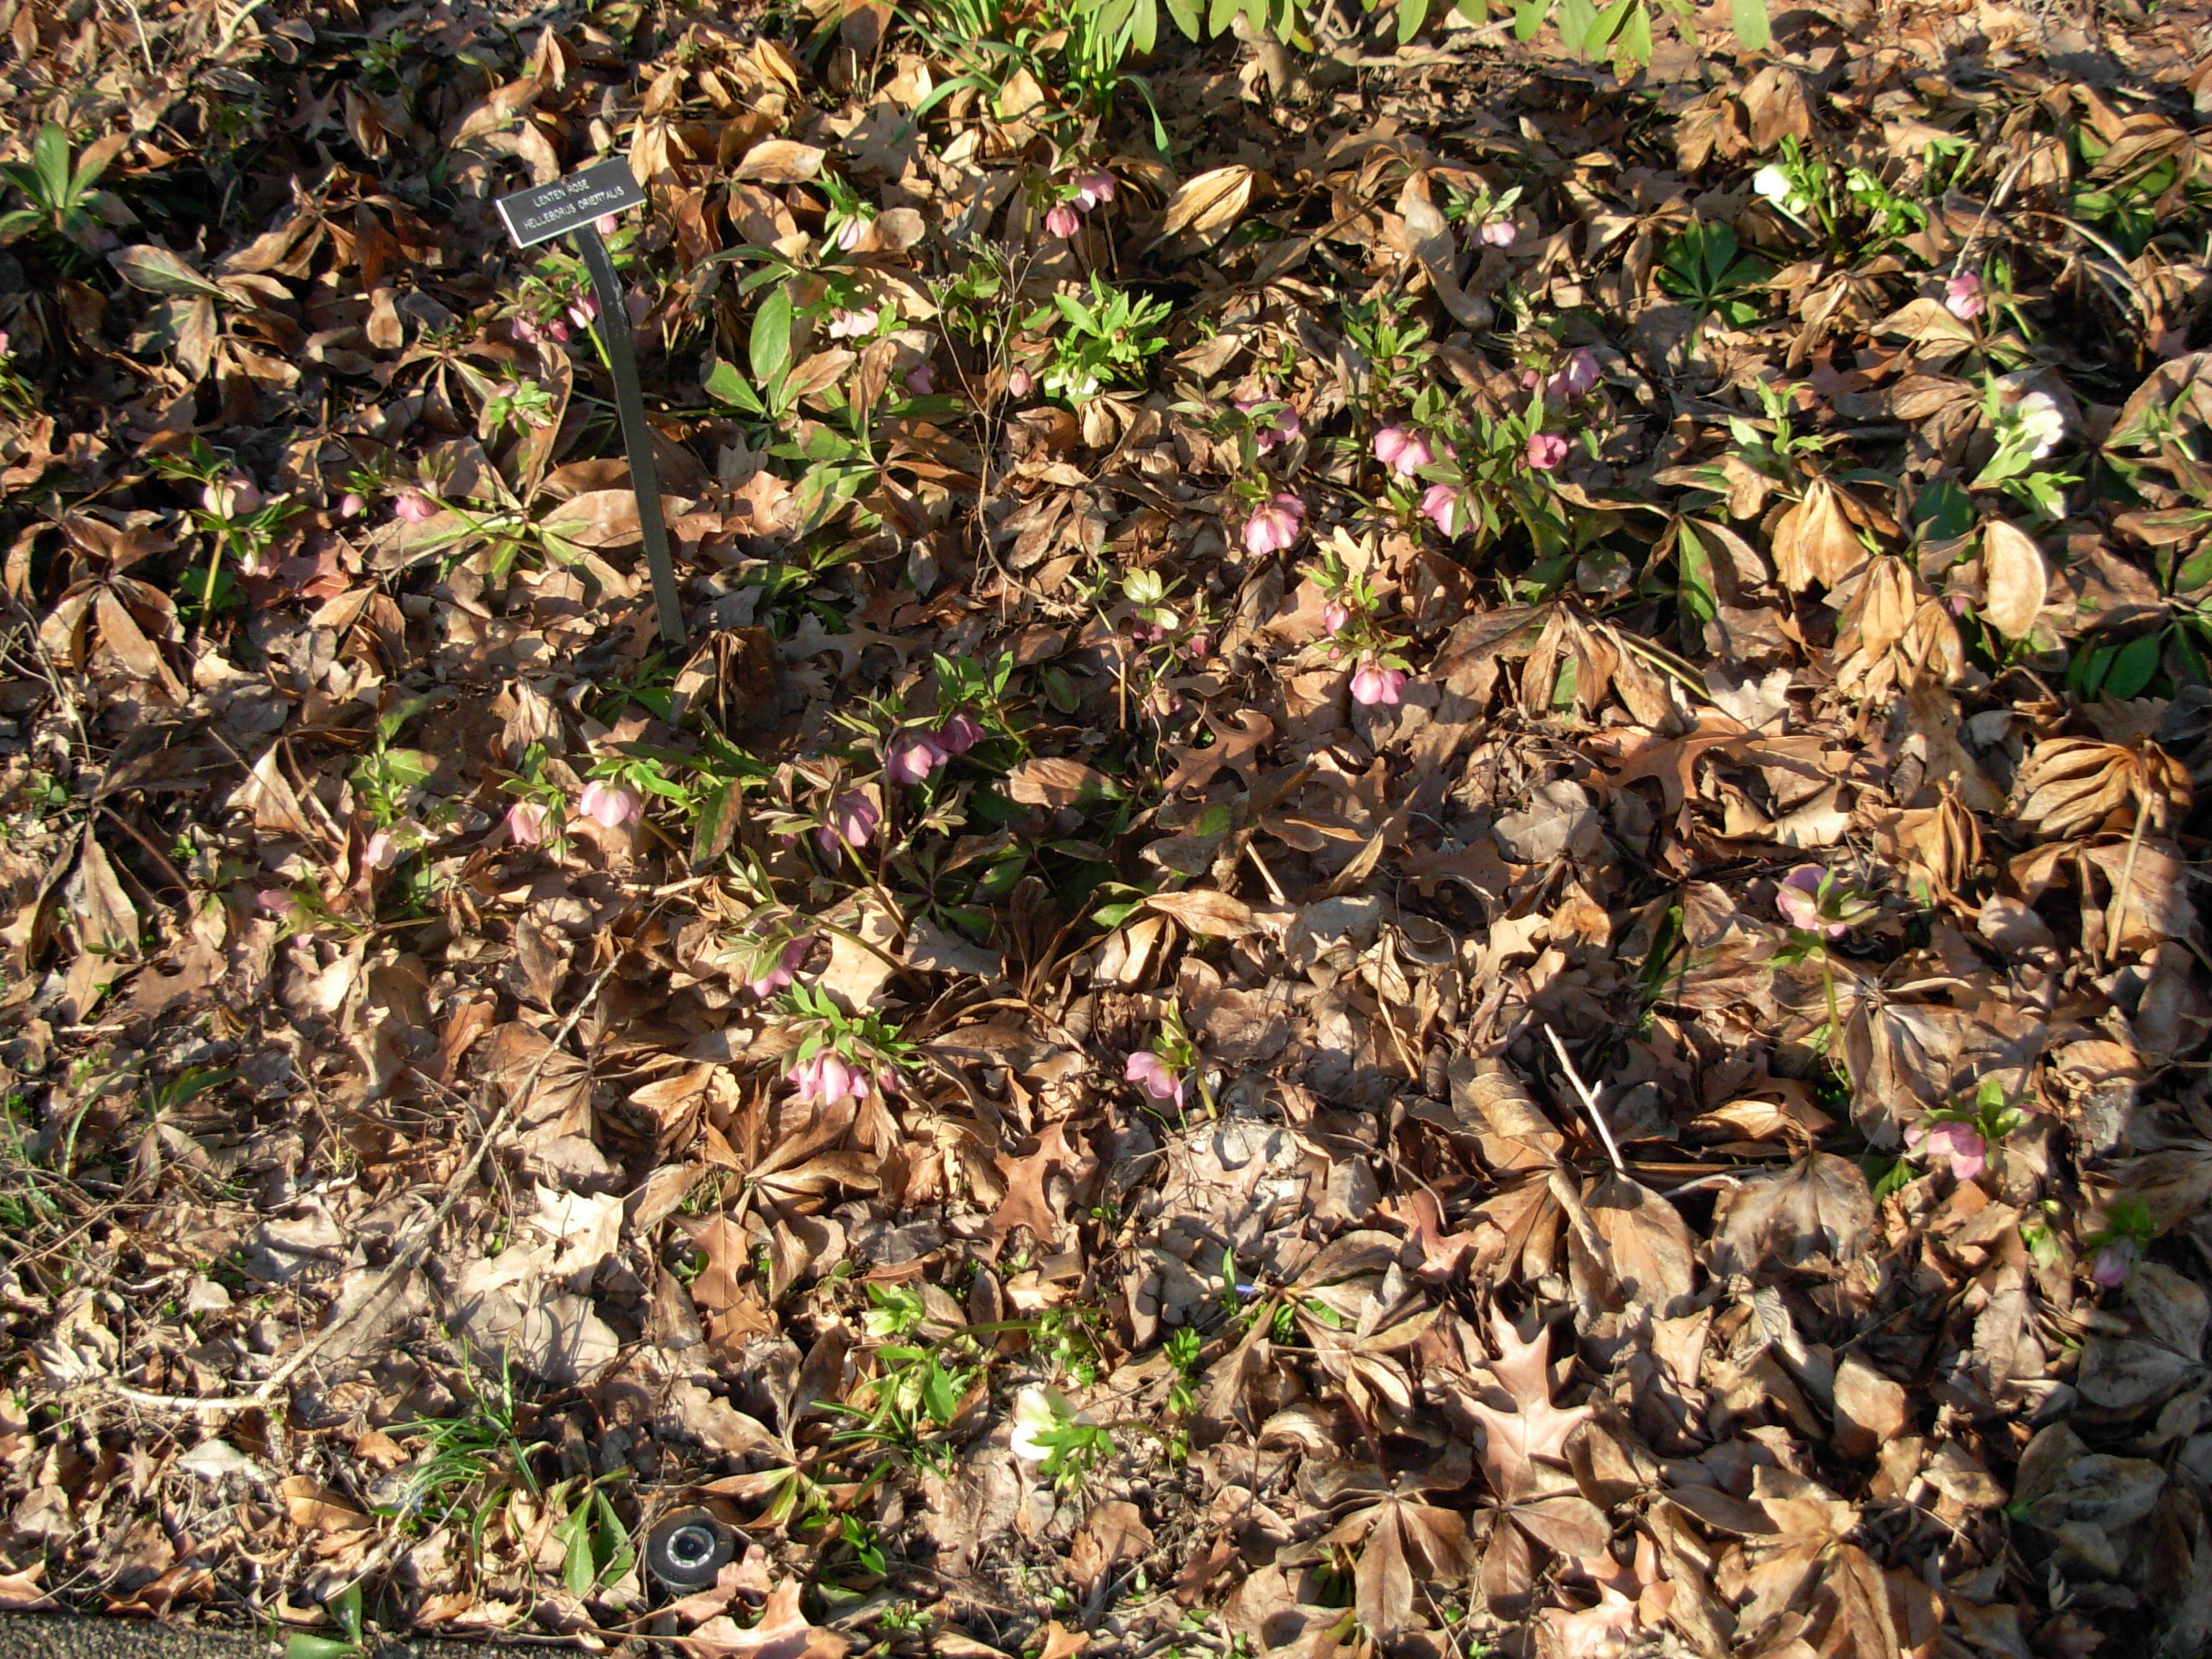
[{"xmin": 575, "ymin": 223, "xmax": 686, "ymax": 649}]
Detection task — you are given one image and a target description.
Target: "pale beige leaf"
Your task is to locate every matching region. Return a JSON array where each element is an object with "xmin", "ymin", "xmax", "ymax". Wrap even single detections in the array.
[
  {"xmin": 732, "ymin": 140, "xmax": 826, "ymax": 183},
  {"xmin": 71, "ymin": 829, "xmax": 139, "ymax": 958},
  {"xmin": 1395, "ymin": 176, "xmax": 1491, "ymax": 330},
  {"xmin": 1981, "ymin": 519, "xmax": 2049, "ymax": 639},
  {"xmin": 1830, "ymin": 1352, "xmax": 1908, "ymax": 1459},
  {"xmin": 1583, "ymin": 1172, "xmax": 1699, "ymax": 1315},
  {"xmin": 1144, "ymin": 889, "xmax": 1258, "ymax": 937},
  {"xmin": 1004, "ymin": 756, "xmax": 1112, "ymax": 809},
  {"xmin": 92, "ymin": 589, "xmax": 166, "ymax": 682}
]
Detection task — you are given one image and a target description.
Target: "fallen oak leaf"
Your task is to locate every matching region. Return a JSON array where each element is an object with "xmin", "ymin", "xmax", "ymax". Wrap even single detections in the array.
[
  {"xmin": 986, "ymin": 1117, "xmax": 1096, "ymax": 1245},
  {"xmin": 1164, "ymin": 706, "xmax": 1274, "ymax": 794},
  {"xmin": 1586, "ymin": 716, "xmax": 1750, "ymax": 815},
  {"xmin": 687, "ymin": 1579, "xmax": 849, "ymax": 1659}
]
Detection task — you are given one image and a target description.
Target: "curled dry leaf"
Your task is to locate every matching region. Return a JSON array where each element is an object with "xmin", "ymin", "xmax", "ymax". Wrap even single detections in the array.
[
  {"xmin": 14, "ymin": 12, "xmax": 2212, "ymax": 1657},
  {"xmin": 732, "ymin": 140, "xmax": 827, "ymax": 183},
  {"xmin": 2015, "ymin": 737, "xmax": 2190, "ymax": 837},
  {"xmin": 1157, "ymin": 165, "xmax": 1257, "ymax": 250},
  {"xmin": 1709, "ymin": 1154, "xmax": 1875, "ymax": 1276},
  {"xmin": 1769, "ymin": 478, "xmax": 1869, "ymax": 593}
]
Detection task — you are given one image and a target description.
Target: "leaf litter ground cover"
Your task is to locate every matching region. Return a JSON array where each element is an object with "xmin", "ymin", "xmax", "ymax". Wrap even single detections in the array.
[{"xmin": 4, "ymin": 0, "xmax": 2212, "ymax": 1656}]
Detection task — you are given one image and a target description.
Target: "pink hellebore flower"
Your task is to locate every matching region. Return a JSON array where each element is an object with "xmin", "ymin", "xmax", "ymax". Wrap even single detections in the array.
[
  {"xmin": 886, "ymin": 731, "xmax": 950, "ymax": 786},
  {"xmin": 905, "ymin": 364, "xmax": 935, "ymax": 395},
  {"xmin": 935, "ymin": 711, "xmax": 986, "ymax": 755},
  {"xmin": 818, "ymin": 791, "xmax": 880, "ymax": 855},
  {"xmin": 1945, "ymin": 272, "xmax": 1984, "ymax": 321},
  {"xmin": 836, "ymin": 217, "xmax": 868, "ymax": 251},
  {"xmin": 748, "ymin": 935, "xmax": 814, "ymax": 999},
  {"xmin": 1907, "ymin": 1120, "xmax": 1987, "ymax": 1183},
  {"xmin": 364, "ymin": 828, "xmax": 401, "ymax": 871},
  {"xmin": 1242, "ymin": 493, "xmax": 1305, "ymax": 555},
  {"xmin": 567, "ymin": 295, "xmax": 598, "ymax": 329},
  {"xmin": 827, "ymin": 307, "xmax": 878, "ymax": 340},
  {"xmin": 204, "ymin": 477, "xmax": 264, "ymax": 518},
  {"xmin": 1775, "ymin": 865, "xmax": 1844, "ymax": 937},
  {"xmin": 1046, "ymin": 202, "xmax": 1082, "ymax": 240},
  {"xmin": 1007, "ymin": 367, "xmax": 1033, "ymax": 398},
  {"xmin": 1125, "ymin": 1050, "xmax": 1184, "ymax": 1109},
  {"xmin": 393, "ymin": 490, "xmax": 438, "ymax": 523},
  {"xmin": 1525, "ymin": 433, "xmax": 1570, "ymax": 470},
  {"xmin": 338, "ymin": 492, "xmax": 367, "ymax": 518},
  {"xmin": 1545, "ymin": 348, "xmax": 1601, "ymax": 400},
  {"xmin": 1073, "ymin": 170, "xmax": 1118, "ymax": 211},
  {"xmin": 789, "ymin": 1052, "xmax": 869, "ymax": 1108},
  {"xmin": 2092, "ymin": 1240, "xmax": 2137, "ymax": 1288},
  {"xmin": 1350, "ymin": 662, "xmax": 1407, "ymax": 707},
  {"xmin": 1373, "ymin": 426, "xmax": 1434, "ymax": 480},
  {"xmin": 505, "ymin": 799, "xmax": 553, "ymax": 847},
  {"xmin": 1479, "ymin": 218, "xmax": 1516, "ymax": 246},
  {"xmin": 1421, "ymin": 483, "xmax": 1464, "ymax": 536},
  {"xmin": 1321, "ymin": 600, "xmax": 1351, "ymax": 636},
  {"xmin": 579, "ymin": 780, "xmax": 642, "ymax": 829},
  {"xmin": 513, "ymin": 315, "xmax": 543, "ymax": 343},
  {"xmin": 1237, "ymin": 397, "xmax": 1301, "ymax": 453}
]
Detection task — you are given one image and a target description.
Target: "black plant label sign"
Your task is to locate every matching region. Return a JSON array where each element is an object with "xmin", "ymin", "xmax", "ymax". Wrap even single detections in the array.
[{"xmin": 495, "ymin": 158, "xmax": 647, "ymax": 251}]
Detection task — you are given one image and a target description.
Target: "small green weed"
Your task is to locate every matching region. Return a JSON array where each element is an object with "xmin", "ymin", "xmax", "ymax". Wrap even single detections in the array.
[
  {"xmin": 1655, "ymin": 221, "xmax": 1770, "ymax": 331},
  {"xmin": 0, "ymin": 124, "xmax": 131, "ymax": 260}
]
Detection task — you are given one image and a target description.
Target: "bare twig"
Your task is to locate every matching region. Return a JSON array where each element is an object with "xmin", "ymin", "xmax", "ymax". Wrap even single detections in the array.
[
  {"xmin": 1543, "ymin": 1023, "xmax": 1625, "ymax": 1176},
  {"xmin": 1949, "ymin": 148, "xmax": 2034, "ymax": 284},
  {"xmin": 2104, "ymin": 801, "xmax": 2151, "ymax": 971},
  {"xmin": 97, "ymin": 802, "xmax": 190, "ymax": 896}
]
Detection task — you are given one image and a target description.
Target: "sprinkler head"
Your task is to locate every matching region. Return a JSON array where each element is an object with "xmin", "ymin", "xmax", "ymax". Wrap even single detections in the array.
[{"xmin": 644, "ymin": 1506, "xmax": 736, "ymax": 1591}]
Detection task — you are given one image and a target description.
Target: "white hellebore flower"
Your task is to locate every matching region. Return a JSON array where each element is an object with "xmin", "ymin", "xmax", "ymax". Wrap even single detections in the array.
[
  {"xmin": 1009, "ymin": 1385, "xmax": 1058, "ymax": 1464},
  {"xmin": 2015, "ymin": 390, "xmax": 2065, "ymax": 459},
  {"xmin": 1046, "ymin": 364, "xmax": 1100, "ymax": 399},
  {"xmin": 1752, "ymin": 165, "xmax": 1807, "ymax": 213}
]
